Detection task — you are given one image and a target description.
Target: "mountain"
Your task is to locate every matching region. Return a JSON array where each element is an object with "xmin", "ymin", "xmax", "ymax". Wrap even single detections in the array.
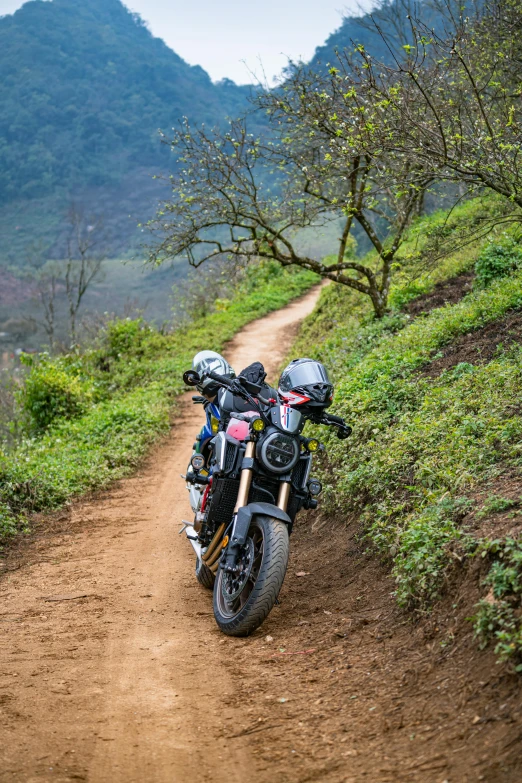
[
  {"xmin": 0, "ymin": 0, "xmax": 252, "ymax": 259},
  {"xmin": 310, "ymin": 0, "xmax": 451, "ymax": 67}
]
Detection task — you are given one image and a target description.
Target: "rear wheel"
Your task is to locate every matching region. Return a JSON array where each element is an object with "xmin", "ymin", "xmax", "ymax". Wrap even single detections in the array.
[
  {"xmin": 213, "ymin": 515, "xmax": 289, "ymax": 637},
  {"xmin": 195, "ymin": 557, "xmax": 215, "ymax": 589}
]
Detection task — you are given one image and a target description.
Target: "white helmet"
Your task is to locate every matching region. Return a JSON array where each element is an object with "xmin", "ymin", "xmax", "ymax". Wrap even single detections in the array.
[{"xmin": 192, "ymin": 350, "xmax": 235, "ymax": 396}]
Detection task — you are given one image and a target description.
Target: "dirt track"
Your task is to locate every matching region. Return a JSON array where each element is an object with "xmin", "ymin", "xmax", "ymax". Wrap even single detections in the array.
[{"xmin": 0, "ymin": 287, "xmax": 321, "ymax": 783}]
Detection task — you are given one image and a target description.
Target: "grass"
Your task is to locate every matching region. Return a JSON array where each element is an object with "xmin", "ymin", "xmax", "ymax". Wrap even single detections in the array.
[{"xmin": 0, "ymin": 261, "xmax": 318, "ymax": 544}]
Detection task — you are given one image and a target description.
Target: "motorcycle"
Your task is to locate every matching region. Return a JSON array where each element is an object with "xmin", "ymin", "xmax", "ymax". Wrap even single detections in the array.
[{"xmin": 180, "ymin": 368, "xmax": 352, "ymax": 637}]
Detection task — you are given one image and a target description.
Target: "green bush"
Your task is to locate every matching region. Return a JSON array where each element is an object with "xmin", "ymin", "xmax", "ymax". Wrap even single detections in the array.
[
  {"xmin": 475, "ymin": 237, "xmax": 522, "ymax": 289},
  {"xmin": 18, "ymin": 358, "xmax": 91, "ymax": 433}
]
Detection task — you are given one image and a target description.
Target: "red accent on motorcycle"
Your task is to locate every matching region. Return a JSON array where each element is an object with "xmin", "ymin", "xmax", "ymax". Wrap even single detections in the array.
[
  {"xmin": 281, "ymin": 391, "xmax": 311, "ymax": 406},
  {"xmin": 200, "ymin": 478, "xmax": 212, "ymax": 513}
]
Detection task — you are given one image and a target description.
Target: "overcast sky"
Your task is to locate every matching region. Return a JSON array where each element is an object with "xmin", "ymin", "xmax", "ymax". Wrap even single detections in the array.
[{"xmin": 0, "ymin": 0, "xmax": 371, "ymax": 84}]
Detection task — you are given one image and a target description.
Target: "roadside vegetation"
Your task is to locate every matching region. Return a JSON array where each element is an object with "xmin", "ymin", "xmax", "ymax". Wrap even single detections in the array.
[
  {"xmin": 0, "ymin": 262, "xmax": 317, "ymax": 543},
  {"xmin": 290, "ymin": 202, "xmax": 522, "ymax": 668}
]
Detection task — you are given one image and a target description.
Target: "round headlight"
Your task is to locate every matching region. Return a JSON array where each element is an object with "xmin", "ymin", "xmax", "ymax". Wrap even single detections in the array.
[
  {"xmin": 307, "ymin": 439, "xmax": 320, "ymax": 452},
  {"xmin": 252, "ymin": 417, "xmax": 266, "ymax": 432},
  {"xmin": 191, "ymin": 453, "xmax": 205, "ymax": 471},
  {"xmin": 308, "ymin": 478, "xmax": 322, "ymax": 496},
  {"xmin": 258, "ymin": 431, "xmax": 300, "ymax": 474}
]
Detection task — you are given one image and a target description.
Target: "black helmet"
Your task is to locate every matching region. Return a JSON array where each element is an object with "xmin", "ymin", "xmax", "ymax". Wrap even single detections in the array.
[
  {"xmin": 278, "ymin": 358, "xmax": 333, "ymax": 412},
  {"xmin": 192, "ymin": 350, "xmax": 235, "ymax": 397}
]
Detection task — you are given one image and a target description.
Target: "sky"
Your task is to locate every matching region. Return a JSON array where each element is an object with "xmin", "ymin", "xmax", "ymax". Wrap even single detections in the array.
[{"xmin": 0, "ymin": 0, "xmax": 371, "ymax": 84}]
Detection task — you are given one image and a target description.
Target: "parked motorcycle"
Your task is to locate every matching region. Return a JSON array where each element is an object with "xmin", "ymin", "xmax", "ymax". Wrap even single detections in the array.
[{"xmin": 181, "ymin": 361, "xmax": 351, "ymax": 637}]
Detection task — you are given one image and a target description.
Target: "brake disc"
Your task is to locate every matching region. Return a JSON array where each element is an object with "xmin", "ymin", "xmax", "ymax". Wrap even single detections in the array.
[{"xmin": 221, "ymin": 537, "xmax": 255, "ymax": 603}]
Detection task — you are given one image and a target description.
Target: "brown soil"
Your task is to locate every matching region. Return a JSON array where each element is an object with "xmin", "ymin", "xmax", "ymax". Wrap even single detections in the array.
[
  {"xmin": 1, "ymin": 284, "xmax": 521, "ymax": 783},
  {"xmin": 405, "ymin": 271, "xmax": 475, "ymax": 318},
  {"xmin": 234, "ymin": 514, "xmax": 522, "ymax": 782},
  {"xmin": 422, "ymin": 309, "xmax": 522, "ymax": 378}
]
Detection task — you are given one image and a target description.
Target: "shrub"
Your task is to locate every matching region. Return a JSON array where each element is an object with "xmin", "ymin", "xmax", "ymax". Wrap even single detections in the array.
[
  {"xmin": 18, "ymin": 358, "xmax": 90, "ymax": 433},
  {"xmin": 475, "ymin": 237, "xmax": 522, "ymax": 289}
]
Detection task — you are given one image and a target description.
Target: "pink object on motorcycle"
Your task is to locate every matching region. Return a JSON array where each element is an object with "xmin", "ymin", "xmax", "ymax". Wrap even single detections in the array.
[{"xmin": 226, "ymin": 411, "xmax": 258, "ymax": 441}]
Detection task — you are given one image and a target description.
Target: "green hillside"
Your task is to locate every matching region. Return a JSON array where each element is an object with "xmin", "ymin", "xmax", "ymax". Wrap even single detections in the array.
[
  {"xmin": 0, "ymin": 0, "xmax": 250, "ymax": 203},
  {"xmin": 290, "ymin": 201, "xmax": 522, "ymax": 667}
]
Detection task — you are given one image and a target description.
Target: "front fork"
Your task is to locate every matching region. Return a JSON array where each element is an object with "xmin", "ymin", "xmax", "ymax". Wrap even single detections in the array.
[
  {"xmin": 234, "ymin": 440, "xmax": 291, "ymax": 513},
  {"xmin": 203, "ymin": 440, "xmax": 292, "ymax": 575}
]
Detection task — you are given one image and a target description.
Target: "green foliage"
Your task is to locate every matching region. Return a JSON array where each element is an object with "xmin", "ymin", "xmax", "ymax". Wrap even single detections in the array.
[
  {"xmin": 475, "ymin": 237, "xmax": 522, "ymax": 289},
  {"xmin": 0, "ymin": 264, "xmax": 316, "ymax": 544},
  {"xmin": 18, "ymin": 356, "xmax": 91, "ymax": 433},
  {"xmin": 386, "ymin": 497, "xmax": 473, "ymax": 608},
  {"xmin": 473, "ymin": 538, "xmax": 522, "ymax": 668},
  {"xmin": 476, "ymin": 495, "xmax": 518, "ymax": 518}
]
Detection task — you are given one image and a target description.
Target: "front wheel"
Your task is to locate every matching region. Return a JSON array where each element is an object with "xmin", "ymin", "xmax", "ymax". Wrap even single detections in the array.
[{"xmin": 213, "ymin": 515, "xmax": 289, "ymax": 637}]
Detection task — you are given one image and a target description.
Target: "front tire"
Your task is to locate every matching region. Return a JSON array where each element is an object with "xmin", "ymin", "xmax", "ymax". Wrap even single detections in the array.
[{"xmin": 213, "ymin": 515, "xmax": 289, "ymax": 637}]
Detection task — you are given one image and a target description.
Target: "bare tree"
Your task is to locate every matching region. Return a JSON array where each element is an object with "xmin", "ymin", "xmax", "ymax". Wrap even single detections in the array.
[
  {"xmin": 64, "ymin": 205, "xmax": 106, "ymax": 344},
  {"xmin": 354, "ymin": 0, "xmax": 522, "ymax": 232},
  {"xmin": 25, "ymin": 207, "xmax": 107, "ymax": 349},
  {"xmin": 148, "ymin": 63, "xmax": 434, "ymax": 318},
  {"xmin": 36, "ymin": 262, "xmax": 60, "ymax": 349}
]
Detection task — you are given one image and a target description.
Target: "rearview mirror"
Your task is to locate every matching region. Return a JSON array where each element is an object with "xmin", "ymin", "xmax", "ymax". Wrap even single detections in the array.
[
  {"xmin": 238, "ymin": 375, "xmax": 262, "ymax": 395},
  {"xmin": 183, "ymin": 370, "xmax": 200, "ymax": 386}
]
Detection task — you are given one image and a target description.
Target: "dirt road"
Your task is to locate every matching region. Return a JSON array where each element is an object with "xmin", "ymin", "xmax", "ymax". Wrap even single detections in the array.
[{"xmin": 0, "ymin": 287, "xmax": 321, "ymax": 783}]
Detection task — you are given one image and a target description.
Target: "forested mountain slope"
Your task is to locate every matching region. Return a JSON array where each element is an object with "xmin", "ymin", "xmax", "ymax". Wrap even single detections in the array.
[
  {"xmin": 0, "ymin": 0, "xmax": 252, "ymax": 260},
  {"xmin": 0, "ymin": 0, "xmax": 249, "ymax": 204}
]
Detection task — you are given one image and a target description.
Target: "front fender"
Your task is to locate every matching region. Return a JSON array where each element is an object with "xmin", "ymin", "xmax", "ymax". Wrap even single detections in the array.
[
  {"xmin": 231, "ymin": 503, "xmax": 291, "ymax": 548},
  {"xmin": 243, "ymin": 502, "xmax": 291, "ymax": 526}
]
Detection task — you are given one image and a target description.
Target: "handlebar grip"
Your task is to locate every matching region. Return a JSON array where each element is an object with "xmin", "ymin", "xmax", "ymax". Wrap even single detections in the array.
[
  {"xmin": 207, "ymin": 370, "xmax": 234, "ymax": 387},
  {"xmin": 326, "ymin": 413, "xmax": 344, "ymax": 425}
]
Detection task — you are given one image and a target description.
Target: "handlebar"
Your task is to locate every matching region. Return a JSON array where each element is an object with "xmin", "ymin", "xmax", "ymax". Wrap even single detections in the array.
[
  {"xmin": 323, "ymin": 413, "xmax": 344, "ymax": 425},
  {"xmin": 207, "ymin": 370, "xmax": 234, "ymax": 388},
  {"xmin": 207, "ymin": 371, "xmax": 273, "ymax": 406}
]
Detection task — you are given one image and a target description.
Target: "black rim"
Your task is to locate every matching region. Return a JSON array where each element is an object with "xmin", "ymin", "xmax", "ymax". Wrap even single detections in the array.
[{"xmin": 216, "ymin": 526, "xmax": 264, "ymax": 619}]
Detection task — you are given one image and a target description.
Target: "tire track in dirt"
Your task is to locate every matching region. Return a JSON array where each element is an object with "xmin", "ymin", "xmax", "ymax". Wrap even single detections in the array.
[{"xmin": 0, "ymin": 286, "xmax": 321, "ymax": 783}]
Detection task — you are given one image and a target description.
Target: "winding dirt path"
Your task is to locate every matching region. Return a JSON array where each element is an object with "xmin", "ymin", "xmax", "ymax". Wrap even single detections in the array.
[{"xmin": 0, "ymin": 287, "xmax": 320, "ymax": 783}]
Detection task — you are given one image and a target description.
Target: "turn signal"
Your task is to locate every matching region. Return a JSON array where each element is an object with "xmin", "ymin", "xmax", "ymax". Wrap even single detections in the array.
[
  {"xmin": 252, "ymin": 417, "xmax": 266, "ymax": 432},
  {"xmin": 307, "ymin": 439, "xmax": 320, "ymax": 452},
  {"xmin": 211, "ymin": 416, "xmax": 219, "ymax": 434}
]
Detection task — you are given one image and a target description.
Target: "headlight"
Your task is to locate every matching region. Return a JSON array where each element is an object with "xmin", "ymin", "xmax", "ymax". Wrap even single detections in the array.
[
  {"xmin": 191, "ymin": 453, "xmax": 205, "ymax": 471},
  {"xmin": 251, "ymin": 417, "xmax": 265, "ymax": 433},
  {"xmin": 211, "ymin": 416, "xmax": 219, "ymax": 434},
  {"xmin": 307, "ymin": 439, "xmax": 320, "ymax": 452},
  {"xmin": 258, "ymin": 431, "xmax": 300, "ymax": 474},
  {"xmin": 308, "ymin": 478, "xmax": 322, "ymax": 496}
]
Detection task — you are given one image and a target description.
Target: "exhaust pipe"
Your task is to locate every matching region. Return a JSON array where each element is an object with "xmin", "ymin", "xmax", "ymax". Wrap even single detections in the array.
[{"xmin": 184, "ymin": 525, "xmax": 202, "ymax": 560}]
